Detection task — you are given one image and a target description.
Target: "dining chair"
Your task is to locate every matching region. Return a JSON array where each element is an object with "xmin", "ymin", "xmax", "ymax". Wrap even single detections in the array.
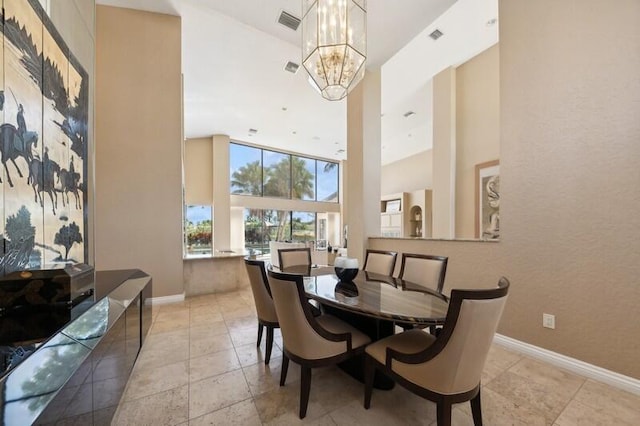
[
  {"xmin": 267, "ymin": 269, "xmax": 371, "ymax": 419},
  {"xmin": 399, "ymin": 253, "xmax": 448, "ymax": 294},
  {"xmin": 362, "ymin": 249, "xmax": 397, "ymax": 276},
  {"xmin": 397, "ymin": 253, "xmax": 449, "ymax": 334},
  {"xmin": 278, "ymin": 247, "xmax": 312, "ymax": 275},
  {"xmin": 244, "ymin": 258, "xmax": 279, "ymax": 365},
  {"xmin": 364, "ymin": 277, "xmax": 510, "ymax": 426}
]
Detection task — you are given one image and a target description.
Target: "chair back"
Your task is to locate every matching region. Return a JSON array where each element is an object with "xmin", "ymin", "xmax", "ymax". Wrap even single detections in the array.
[
  {"xmin": 278, "ymin": 248, "xmax": 312, "ymax": 274},
  {"xmin": 393, "ymin": 278, "xmax": 509, "ymax": 395},
  {"xmin": 267, "ymin": 270, "xmax": 347, "ymax": 360},
  {"xmin": 244, "ymin": 259, "xmax": 278, "ymax": 323},
  {"xmin": 363, "ymin": 249, "xmax": 397, "ymax": 276},
  {"xmin": 399, "ymin": 254, "xmax": 448, "ymax": 293}
]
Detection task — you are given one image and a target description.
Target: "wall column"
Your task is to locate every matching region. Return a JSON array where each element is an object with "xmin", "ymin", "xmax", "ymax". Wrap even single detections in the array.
[
  {"xmin": 432, "ymin": 67, "xmax": 457, "ymax": 238},
  {"xmin": 345, "ymin": 70, "xmax": 382, "ymax": 263},
  {"xmin": 212, "ymin": 135, "xmax": 231, "ymax": 251}
]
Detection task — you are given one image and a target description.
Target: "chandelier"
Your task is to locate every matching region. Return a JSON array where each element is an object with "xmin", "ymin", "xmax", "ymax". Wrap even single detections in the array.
[{"xmin": 301, "ymin": 0, "xmax": 367, "ymax": 101}]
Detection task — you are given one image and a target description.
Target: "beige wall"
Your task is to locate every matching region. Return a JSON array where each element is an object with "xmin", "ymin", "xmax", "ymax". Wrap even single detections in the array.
[
  {"xmin": 455, "ymin": 44, "xmax": 500, "ymax": 238},
  {"xmin": 431, "ymin": 67, "xmax": 456, "ymax": 238},
  {"xmin": 184, "ymin": 138, "xmax": 213, "ymax": 205},
  {"xmin": 371, "ymin": 0, "xmax": 640, "ymax": 379},
  {"xmin": 95, "ymin": 6, "xmax": 183, "ymax": 298},
  {"xmin": 345, "ymin": 71, "xmax": 382, "ymax": 263},
  {"xmin": 381, "ymin": 150, "xmax": 433, "ymax": 195}
]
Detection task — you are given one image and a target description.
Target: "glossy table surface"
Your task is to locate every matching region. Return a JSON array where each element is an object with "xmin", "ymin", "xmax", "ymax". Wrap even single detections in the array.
[{"xmin": 302, "ymin": 271, "xmax": 449, "ymax": 325}]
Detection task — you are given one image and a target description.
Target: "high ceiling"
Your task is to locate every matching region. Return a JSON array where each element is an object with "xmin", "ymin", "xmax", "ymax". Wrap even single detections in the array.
[{"xmin": 97, "ymin": 0, "xmax": 498, "ymax": 164}]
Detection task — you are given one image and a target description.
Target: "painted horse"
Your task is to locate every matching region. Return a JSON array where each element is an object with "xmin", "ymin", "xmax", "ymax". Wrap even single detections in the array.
[
  {"xmin": 28, "ymin": 157, "xmax": 60, "ymax": 215},
  {"xmin": 57, "ymin": 168, "xmax": 82, "ymax": 210},
  {"xmin": 0, "ymin": 123, "xmax": 39, "ymax": 187}
]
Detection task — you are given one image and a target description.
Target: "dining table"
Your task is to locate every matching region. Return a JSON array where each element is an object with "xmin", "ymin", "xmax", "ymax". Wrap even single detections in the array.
[{"xmin": 303, "ymin": 270, "xmax": 450, "ymax": 327}]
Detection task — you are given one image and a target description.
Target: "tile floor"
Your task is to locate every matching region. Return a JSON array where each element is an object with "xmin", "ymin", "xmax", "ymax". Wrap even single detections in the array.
[{"xmin": 113, "ymin": 289, "xmax": 640, "ymax": 425}]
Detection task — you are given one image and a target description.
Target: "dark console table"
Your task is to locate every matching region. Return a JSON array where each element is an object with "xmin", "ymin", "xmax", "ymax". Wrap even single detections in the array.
[{"xmin": 0, "ymin": 268, "xmax": 152, "ymax": 425}]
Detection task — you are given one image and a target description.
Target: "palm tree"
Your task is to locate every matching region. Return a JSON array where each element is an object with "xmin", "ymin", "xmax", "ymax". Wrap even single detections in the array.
[
  {"xmin": 264, "ymin": 157, "xmax": 315, "ymax": 239},
  {"xmin": 291, "ymin": 157, "xmax": 314, "ymax": 199},
  {"xmin": 263, "ymin": 157, "xmax": 291, "ymax": 198},
  {"xmin": 233, "ymin": 155, "xmax": 320, "ymax": 242},
  {"xmin": 231, "ymin": 160, "xmax": 262, "ymax": 195}
]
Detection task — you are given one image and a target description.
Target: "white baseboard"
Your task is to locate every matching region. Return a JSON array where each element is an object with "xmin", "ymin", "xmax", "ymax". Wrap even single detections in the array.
[
  {"xmin": 494, "ymin": 334, "xmax": 640, "ymax": 396},
  {"xmin": 145, "ymin": 293, "xmax": 185, "ymax": 305}
]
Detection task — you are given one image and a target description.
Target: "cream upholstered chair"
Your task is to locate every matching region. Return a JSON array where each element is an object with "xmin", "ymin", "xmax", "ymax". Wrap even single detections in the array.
[
  {"xmin": 278, "ymin": 247, "xmax": 312, "ymax": 275},
  {"xmin": 267, "ymin": 269, "xmax": 371, "ymax": 419},
  {"xmin": 399, "ymin": 253, "xmax": 448, "ymax": 293},
  {"xmin": 397, "ymin": 253, "xmax": 449, "ymax": 334},
  {"xmin": 364, "ymin": 277, "xmax": 510, "ymax": 426},
  {"xmin": 362, "ymin": 249, "xmax": 398, "ymax": 276},
  {"xmin": 244, "ymin": 259, "xmax": 279, "ymax": 364}
]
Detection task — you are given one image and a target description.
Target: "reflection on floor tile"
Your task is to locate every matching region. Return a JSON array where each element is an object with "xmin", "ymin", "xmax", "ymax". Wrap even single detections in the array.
[
  {"xmin": 189, "ymin": 369, "xmax": 252, "ymax": 419},
  {"xmin": 113, "ymin": 385, "xmax": 188, "ymax": 425},
  {"xmin": 113, "ymin": 290, "xmax": 640, "ymax": 426}
]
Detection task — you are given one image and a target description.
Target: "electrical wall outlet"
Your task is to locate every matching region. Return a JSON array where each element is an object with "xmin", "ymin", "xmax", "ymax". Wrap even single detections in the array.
[{"xmin": 543, "ymin": 313, "xmax": 555, "ymax": 329}]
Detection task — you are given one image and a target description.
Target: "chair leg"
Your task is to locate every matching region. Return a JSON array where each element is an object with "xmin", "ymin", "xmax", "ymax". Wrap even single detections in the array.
[
  {"xmin": 299, "ymin": 366, "xmax": 312, "ymax": 419},
  {"xmin": 265, "ymin": 326, "xmax": 274, "ymax": 365},
  {"xmin": 470, "ymin": 388, "xmax": 483, "ymax": 426},
  {"xmin": 363, "ymin": 355, "xmax": 375, "ymax": 409},
  {"xmin": 279, "ymin": 353, "xmax": 289, "ymax": 386},
  {"xmin": 436, "ymin": 401, "xmax": 452, "ymax": 426},
  {"xmin": 257, "ymin": 324, "xmax": 264, "ymax": 346}
]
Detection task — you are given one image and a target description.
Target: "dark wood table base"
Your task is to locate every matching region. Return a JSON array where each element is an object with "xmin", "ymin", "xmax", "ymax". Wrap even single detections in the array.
[{"xmin": 322, "ymin": 305, "xmax": 395, "ymax": 390}]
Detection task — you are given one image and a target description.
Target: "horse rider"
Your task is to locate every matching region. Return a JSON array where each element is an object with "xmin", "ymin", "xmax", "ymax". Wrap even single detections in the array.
[{"xmin": 14, "ymin": 104, "xmax": 27, "ymax": 152}]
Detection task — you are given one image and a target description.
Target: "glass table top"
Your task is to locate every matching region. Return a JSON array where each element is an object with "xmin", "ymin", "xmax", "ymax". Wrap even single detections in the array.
[{"xmin": 303, "ymin": 271, "xmax": 449, "ymax": 325}]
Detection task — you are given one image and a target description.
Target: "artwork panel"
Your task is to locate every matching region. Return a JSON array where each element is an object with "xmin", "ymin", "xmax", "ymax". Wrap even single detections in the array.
[
  {"xmin": 42, "ymin": 17, "xmax": 70, "ymax": 266},
  {"xmin": 2, "ymin": 0, "xmax": 46, "ymax": 273},
  {"xmin": 0, "ymin": 0, "xmax": 88, "ymax": 274},
  {"xmin": 1, "ymin": 6, "xmax": 6, "ymax": 248}
]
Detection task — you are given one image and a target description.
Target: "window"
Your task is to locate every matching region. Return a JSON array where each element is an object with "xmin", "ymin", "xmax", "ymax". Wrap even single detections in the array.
[
  {"xmin": 229, "ymin": 142, "xmax": 338, "ymax": 203},
  {"xmin": 292, "ymin": 212, "xmax": 316, "ymax": 243},
  {"xmin": 317, "ymin": 160, "xmax": 339, "ymax": 202},
  {"xmin": 264, "ymin": 209, "xmax": 291, "ymax": 242},
  {"xmin": 263, "ymin": 150, "xmax": 290, "ymax": 198},
  {"xmin": 230, "ymin": 144, "xmax": 262, "ymax": 195},
  {"xmin": 244, "ymin": 209, "xmax": 266, "ymax": 256},
  {"xmin": 184, "ymin": 205, "xmax": 212, "ymax": 256},
  {"xmin": 292, "ymin": 156, "xmax": 316, "ymax": 201},
  {"xmin": 243, "ymin": 208, "xmax": 320, "ymax": 255}
]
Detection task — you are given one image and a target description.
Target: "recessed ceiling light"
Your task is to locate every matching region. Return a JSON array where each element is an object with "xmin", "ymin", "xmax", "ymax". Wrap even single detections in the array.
[
  {"xmin": 282, "ymin": 107, "xmax": 287, "ymax": 111},
  {"xmin": 249, "ymin": 128, "xmax": 257, "ymax": 134},
  {"xmin": 292, "ymin": 131, "xmax": 297, "ymax": 135},
  {"xmin": 312, "ymin": 136, "xmax": 320, "ymax": 140},
  {"xmin": 403, "ymin": 111, "xmax": 416, "ymax": 118}
]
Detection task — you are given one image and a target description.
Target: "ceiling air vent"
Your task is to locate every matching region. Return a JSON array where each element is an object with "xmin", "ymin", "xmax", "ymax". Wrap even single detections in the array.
[
  {"xmin": 429, "ymin": 29, "xmax": 444, "ymax": 40},
  {"xmin": 277, "ymin": 10, "xmax": 301, "ymax": 31},
  {"xmin": 284, "ymin": 61, "xmax": 300, "ymax": 74}
]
